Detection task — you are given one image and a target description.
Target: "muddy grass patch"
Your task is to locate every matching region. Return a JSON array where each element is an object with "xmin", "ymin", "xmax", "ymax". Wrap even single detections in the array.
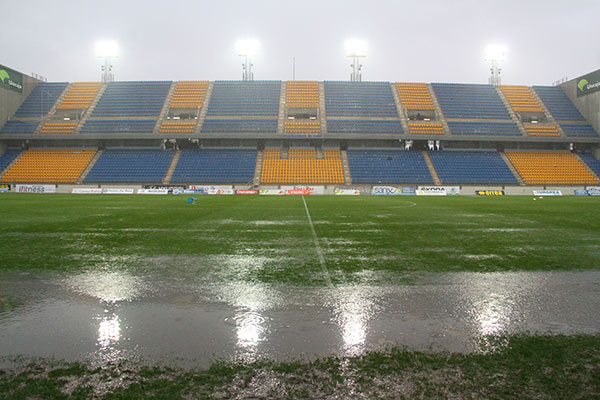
[{"xmin": 1, "ymin": 334, "xmax": 598, "ymax": 399}]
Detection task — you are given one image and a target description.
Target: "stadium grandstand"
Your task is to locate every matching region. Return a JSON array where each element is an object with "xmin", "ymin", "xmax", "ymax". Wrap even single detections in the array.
[{"xmin": 1, "ymin": 65, "xmax": 599, "ymax": 192}]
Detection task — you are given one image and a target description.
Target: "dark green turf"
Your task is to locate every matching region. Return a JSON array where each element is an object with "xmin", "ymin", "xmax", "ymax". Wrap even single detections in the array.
[
  {"xmin": 1, "ymin": 335, "xmax": 599, "ymax": 399},
  {"xmin": 1, "ymin": 194, "xmax": 599, "ymax": 284}
]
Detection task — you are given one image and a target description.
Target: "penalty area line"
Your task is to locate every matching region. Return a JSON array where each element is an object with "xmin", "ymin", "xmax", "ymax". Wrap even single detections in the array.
[{"xmin": 302, "ymin": 195, "xmax": 333, "ymax": 287}]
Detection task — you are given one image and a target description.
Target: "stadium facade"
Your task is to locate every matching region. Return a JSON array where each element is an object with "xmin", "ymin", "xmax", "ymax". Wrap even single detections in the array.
[{"xmin": 0, "ymin": 63, "xmax": 599, "ymax": 195}]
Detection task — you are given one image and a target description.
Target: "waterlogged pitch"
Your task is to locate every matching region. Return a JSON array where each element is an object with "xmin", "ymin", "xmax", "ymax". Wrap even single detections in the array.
[{"xmin": 0, "ymin": 194, "xmax": 599, "ymax": 282}]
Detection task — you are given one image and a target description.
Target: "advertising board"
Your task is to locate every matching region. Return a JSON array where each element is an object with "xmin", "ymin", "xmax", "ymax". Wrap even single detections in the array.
[
  {"xmin": 15, "ymin": 184, "xmax": 56, "ymax": 193},
  {"xmin": 72, "ymin": 188, "xmax": 102, "ymax": 194},
  {"xmin": 137, "ymin": 189, "xmax": 168, "ymax": 195},
  {"xmin": 587, "ymin": 187, "xmax": 600, "ymax": 196},
  {"xmin": 260, "ymin": 189, "xmax": 285, "ymax": 195},
  {"xmin": 416, "ymin": 186, "xmax": 460, "ymax": 196},
  {"xmin": 532, "ymin": 190, "xmax": 562, "ymax": 196},
  {"xmin": 102, "ymin": 188, "xmax": 135, "ymax": 194},
  {"xmin": 188, "ymin": 185, "xmax": 234, "ymax": 195},
  {"xmin": 281, "ymin": 186, "xmax": 325, "ymax": 195},
  {"xmin": 0, "ymin": 65, "xmax": 23, "ymax": 93},
  {"xmin": 334, "ymin": 188, "xmax": 360, "ymax": 195},
  {"xmin": 372, "ymin": 186, "xmax": 400, "ymax": 195},
  {"xmin": 576, "ymin": 69, "xmax": 600, "ymax": 97},
  {"xmin": 235, "ymin": 190, "xmax": 259, "ymax": 195},
  {"xmin": 475, "ymin": 190, "xmax": 505, "ymax": 196}
]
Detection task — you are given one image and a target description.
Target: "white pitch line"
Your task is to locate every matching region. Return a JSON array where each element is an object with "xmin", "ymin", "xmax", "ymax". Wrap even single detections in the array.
[{"xmin": 302, "ymin": 195, "xmax": 333, "ymax": 287}]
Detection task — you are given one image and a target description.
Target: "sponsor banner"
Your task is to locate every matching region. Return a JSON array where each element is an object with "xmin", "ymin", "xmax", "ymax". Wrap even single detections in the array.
[
  {"xmin": 587, "ymin": 187, "xmax": 600, "ymax": 196},
  {"xmin": 533, "ymin": 190, "xmax": 562, "ymax": 196},
  {"xmin": 0, "ymin": 184, "xmax": 10, "ymax": 193},
  {"xmin": 576, "ymin": 69, "xmax": 600, "ymax": 97},
  {"xmin": 137, "ymin": 189, "xmax": 168, "ymax": 195},
  {"xmin": 72, "ymin": 188, "xmax": 102, "ymax": 194},
  {"xmin": 335, "ymin": 188, "xmax": 361, "ymax": 196},
  {"xmin": 260, "ymin": 189, "xmax": 285, "ymax": 195},
  {"xmin": 103, "ymin": 188, "xmax": 135, "ymax": 195},
  {"xmin": 372, "ymin": 186, "xmax": 401, "ymax": 196},
  {"xmin": 0, "ymin": 65, "xmax": 23, "ymax": 93},
  {"xmin": 235, "ymin": 189, "xmax": 259, "ymax": 195},
  {"xmin": 281, "ymin": 186, "xmax": 325, "ymax": 195},
  {"xmin": 574, "ymin": 190, "xmax": 590, "ymax": 196},
  {"xmin": 188, "ymin": 185, "xmax": 234, "ymax": 195},
  {"xmin": 144, "ymin": 185, "xmax": 185, "ymax": 194},
  {"xmin": 416, "ymin": 186, "xmax": 460, "ymax": 196},
  {"xmin": 15, "ymin": 184, "xmax": 56, "ymax": 193},
  {"xmin": 401, "ymin": 186, "xmax": 416, "ymax": 195},
  {"xmin": 476, "ymin": 190, "xmax": 505, "ymax": 196}
]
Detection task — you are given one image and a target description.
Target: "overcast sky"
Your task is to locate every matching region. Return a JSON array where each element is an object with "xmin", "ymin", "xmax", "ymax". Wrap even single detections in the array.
[{"xmin": 2, "ymin": 0, "xmax": 599, "ymax": 85}]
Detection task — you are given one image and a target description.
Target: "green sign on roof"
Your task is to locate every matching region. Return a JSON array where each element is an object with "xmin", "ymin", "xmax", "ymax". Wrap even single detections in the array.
[
  {"xmin": 0, "ymin": 65, "xmax": 23, "ymax": 93},
  {"xmin": 576, "ymin": 69, "xmax": 600, "ymax": 97}
]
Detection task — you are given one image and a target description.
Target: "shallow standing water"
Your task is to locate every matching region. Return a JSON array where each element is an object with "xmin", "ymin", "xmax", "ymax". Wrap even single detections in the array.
[{"xmin": 1, "ymin": 270, "xmax": 599, "ymax": 368}]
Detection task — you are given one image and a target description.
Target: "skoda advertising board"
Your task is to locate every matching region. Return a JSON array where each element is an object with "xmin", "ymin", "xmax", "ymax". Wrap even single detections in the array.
[{"xmin": 0, "ymin": 65, "xmax": 23, "ymax": 93}]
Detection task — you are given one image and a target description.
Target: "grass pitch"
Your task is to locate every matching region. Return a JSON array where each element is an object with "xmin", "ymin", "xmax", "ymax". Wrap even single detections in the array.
[{"xmin": 0, "ymin": 194, "xmax": 599, "ymax": 284}]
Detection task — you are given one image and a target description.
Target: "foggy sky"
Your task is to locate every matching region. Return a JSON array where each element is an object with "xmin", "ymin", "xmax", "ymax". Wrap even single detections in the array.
[{"xmin": 2, "ymin": 0, "xmax": 599, "ymax": 85}]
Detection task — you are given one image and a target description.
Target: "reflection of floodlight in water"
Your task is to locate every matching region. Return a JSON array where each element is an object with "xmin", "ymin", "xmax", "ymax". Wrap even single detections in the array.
[
  {"xmin": 344, "ymin": 39, "xmax": 367, "ymax": 82},
  {"xmin": 484, "ymin": 44, "xmax": 507, "ymax": 86},
  {"xmin": 237, "ymin": 39, "xmax": 260, "ymax": 81},
  {"xmin": 95, "ymin": 41, "xmax": 119, "ymax": 82}
]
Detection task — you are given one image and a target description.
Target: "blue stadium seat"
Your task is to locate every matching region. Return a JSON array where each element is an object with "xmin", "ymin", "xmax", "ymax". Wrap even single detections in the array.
[
  {"xmin": 447, "ymin": 121, "xmax": 521, "ymax": 136},
  {"xmin": 347, "ymin": 149, "xmax": 433, "ymax": 184},
  {"xmin": 201, "ymin": 119, "xmax": 277, "ymax": 133},
  {"xmin": 0, "ymin": 120, "xmax": 39, "ymax": 134},
  {"xmin": 0, "ymin": 148, "xmax": 21, "ymax": 172},
  {"xmin": 324, "ymin": 81, "xmax": 398, "ymax": 117},
  {"xmin": 559, "ymin": 123, "xmax": 598, "ymax": 137},
  {"xmin": 206, "ymin": 81, "xmax": 281, "ymax": 116},
  {"xmin": 326, "ymin": 120, "xmax": 403, "ymax": 134},
  {"xmin": 579, "ymin": 153, "xmax": 600, "ymax": 177},
  {"xmin": 92, "ymin": 81, "xmax": 171, "ymax": 117},
  {"xmin": 171, "ymin": 148, "xmax": 257, "ymax": 183},
  {"xmin": 533, "ymin": 86, "xmax": 585, "ymax": 121},
  {"xmin": 85, "ymin": 148, "xmax": 174, "ymax": 183},
  {"xmin": 429, "ymin": 150, "xmax": 518, "ymax": 184},
  {"xmin": 13, "ymin": 82, "xmax": 68, "ymax": 117},
  {"xmin": 431, "ymin": 83, "xmax": 511, "ymax": 119},
  {"xmin": 81, "ymin": 120, "xmax": 157, "ymax": 134}
]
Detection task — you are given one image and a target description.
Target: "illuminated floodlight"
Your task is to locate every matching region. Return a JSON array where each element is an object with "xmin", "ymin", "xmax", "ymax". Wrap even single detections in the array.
[
  {"xmin": 237, "ymin": 39, "xmax": 260, "ymax": 81},
  {"xmin": 345, "ymin": 39, "xmax": 368, "ymax": 57},
  {"xmin": 95, "ymin": 41, "xmax": 119, "ymax": 58},
  {"xmin": 485, "ymin": 44, "xmax": 507, "ymax": 62},
  {"xmin": 95, "ymin": 41, "xmax": 119, "ymax": 83},
  {"xmin": 345, "ymin": 39, "xmax": 367, "ymax": 81},
  {"xmin": 236, "ymin": 39, "xmax": 260, "ymax": 57},
  {"xmin": 484, "ymin": 44, "xmax": 507, "ymax": 86}
]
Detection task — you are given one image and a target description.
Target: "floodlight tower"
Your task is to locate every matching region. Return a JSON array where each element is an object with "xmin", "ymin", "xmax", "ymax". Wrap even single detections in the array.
[
  {"xmin": 237, "ymin": 39, "xmax": 260, "ymax": 81},
  {"xmin": 485, "ymin": 44, "xmax": 506, "ymax": 86},
  {"xmin": 345, "ymin": 40, "xmax": 367, "ymax": 82},
  {"xmin": 96, "ymin": 41, "xmax": 119, "ymax": 82}
]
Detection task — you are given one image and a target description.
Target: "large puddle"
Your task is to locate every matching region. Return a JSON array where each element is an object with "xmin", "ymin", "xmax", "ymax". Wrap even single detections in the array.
[{"xmin": 1, "ymin": 270, "xmax": 599, "ymax": 368}]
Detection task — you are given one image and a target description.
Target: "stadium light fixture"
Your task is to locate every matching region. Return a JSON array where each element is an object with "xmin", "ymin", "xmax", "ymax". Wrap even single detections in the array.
[
  {"xmin": 345, "ymin": 39, "xmax": 367, "ymax": 82},
  {"xmin": 237, "ymin": 39, "xmax": 260, "ymax": 81},
  {"xmin": 95, "ymin": 40, "xmax": 119, "ymax": 83},
  {"xmin": 484, "ymin": 44, "xmax": 507, "ymax": 86}
]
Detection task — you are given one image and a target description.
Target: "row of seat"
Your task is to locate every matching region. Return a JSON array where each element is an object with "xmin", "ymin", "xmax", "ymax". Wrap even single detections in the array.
[
  {"xmin": 169, "ymin": 81, "xmax": 209, "ymax": 109},
  {"xmin": 286, "ymin": 81, "xmax": 319, "ymax": 109},
  {"xmin": 499, "ymin": 85, "xmax": 544, "ymax": 113},
  {"xmin": 284, "ymin": 121, "xmax": 321, "ymax": 133},
  {"xmin": 408, "ymin": 122, "xmax": 444, "ymax": 135},
  {"xmin": 57, "ymin": 82, "xmax": 103, "ymax": 110},
  {"xmin": 2, "ymin": 147, "xmax": 600, "ymax": 185},
  {"xmin": 396, "ymin": 82, "xmax": 435, "ymax": 111}
]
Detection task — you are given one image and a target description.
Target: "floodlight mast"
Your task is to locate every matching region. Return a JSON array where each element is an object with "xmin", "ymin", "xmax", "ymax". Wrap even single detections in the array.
[
  {"xmin": 485, "ymin": 45, "xmax": 506, "ymax": 86},
  {"xmin": 237, "ymin": 39, "xmax": 259, "ymax": 81},
  {"xmin": 96, "ymin": 41, "xmax": 118, "ymax": 83},
  {"xmin": 345, "ymin": 40, "xmax": 367, "ymax": 82}
]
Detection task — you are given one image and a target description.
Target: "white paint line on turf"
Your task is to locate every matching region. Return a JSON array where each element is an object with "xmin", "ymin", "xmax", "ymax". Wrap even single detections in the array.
[{"xmin": 302, "ymin": 195, "xmax": 333, "ymax": 287}]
